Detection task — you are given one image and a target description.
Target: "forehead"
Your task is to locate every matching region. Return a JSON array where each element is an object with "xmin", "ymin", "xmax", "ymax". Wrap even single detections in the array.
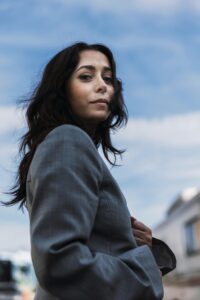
[{"xmin": 77, "ymin": 50, "xmax": 111, "ymax": 69}]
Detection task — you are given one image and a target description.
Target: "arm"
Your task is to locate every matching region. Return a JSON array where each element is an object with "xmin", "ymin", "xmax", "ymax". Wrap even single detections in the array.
[
  {"xmin": 28, "ymin": 125, "xmax": 163, "ymax": 300},
  {"xmin": 131, "ymin": 217, "xmax": 176, "ymax": 276}
]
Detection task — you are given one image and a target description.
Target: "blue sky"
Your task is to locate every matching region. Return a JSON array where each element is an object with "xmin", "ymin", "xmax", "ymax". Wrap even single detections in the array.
[{"xmin": 1, "ymin": 0, "xmax": 200, "ymax": 250}]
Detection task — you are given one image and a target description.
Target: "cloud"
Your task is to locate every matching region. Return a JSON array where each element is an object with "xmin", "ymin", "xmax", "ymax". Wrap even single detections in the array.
[
  {"xmin": 0, "ymin": 0, "xmax": 200, "ymax": 251},
  {"xmin": 108, "ymin": 0, "xmax": 182, "ymax": 14},
  {"xmin": 109, "ymin": 112, "xmax": 200, "ymax": 226},
  {"xmin": 0, "ymin": 106, "xmax": 25, "ymax": 134},
  {"xmin": 110, "ymin": 35, "xmax": 184, "ymax": 54},
  {"xmin": 0, "ymin": 222, "xmax": 30, "ymax": 251},
  {"xmin": 47, "ymin": 0, "xmax": 200, "ymax": 15},
  {"xmin": 1, "ymin": 108, "xmax": 200, "ymax": 240},
  {"xmin": 0, "ymin": 33, "xmax": 56, "ymax": 49},
  {"xmin": 115, "ymin": 112, "xmax": 200, "ymax": 147},
  {"xmin": 0, "ymin": 106, "xmax": 24, "ymax": 196},
  {"xmin": 1, "ymin": 0, "xmax": 196, "ymax": 19},
  {"xmin": 112, "ymin": 112, "xmax": 200, "ymax": 184}
]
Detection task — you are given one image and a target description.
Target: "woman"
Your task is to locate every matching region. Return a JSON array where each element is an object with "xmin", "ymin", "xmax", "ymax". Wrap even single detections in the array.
[{"xmin": 5, "ymin": 42, "xmax": 176, "ymax": 299}]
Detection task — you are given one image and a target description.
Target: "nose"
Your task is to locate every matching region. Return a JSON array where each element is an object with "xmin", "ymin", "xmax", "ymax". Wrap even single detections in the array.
[{"xmin": 95, "ymin": 76, "xmax": 107, "ymax": 93}]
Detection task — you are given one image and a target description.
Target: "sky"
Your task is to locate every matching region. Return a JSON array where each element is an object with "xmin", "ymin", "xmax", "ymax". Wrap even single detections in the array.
[{"xmin": 0, "ymin": 0, "xmax": 200, "ymax": 251}]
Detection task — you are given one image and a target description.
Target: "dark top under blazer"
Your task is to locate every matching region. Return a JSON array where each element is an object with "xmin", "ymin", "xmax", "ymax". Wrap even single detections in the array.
[{"xmin": 26, "ymin": 125, "xmax": 165, "ymax": 300}]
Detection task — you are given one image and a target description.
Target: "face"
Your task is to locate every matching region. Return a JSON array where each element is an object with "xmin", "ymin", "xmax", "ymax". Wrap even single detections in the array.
[{"xmin": 67, "ymin": 50, "xmax": 114, "ymax": 128}]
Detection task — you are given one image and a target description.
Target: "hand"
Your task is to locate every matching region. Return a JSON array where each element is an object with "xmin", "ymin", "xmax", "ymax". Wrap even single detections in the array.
[{"xmin": 131, "ymin": 216, "xmax": 152, "ymax": 248}]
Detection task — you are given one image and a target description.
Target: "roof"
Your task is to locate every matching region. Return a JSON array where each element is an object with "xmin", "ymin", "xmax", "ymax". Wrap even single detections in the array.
[{"xmin": 167, "ymin": 187, "xmax": 200, "ymax": 216}]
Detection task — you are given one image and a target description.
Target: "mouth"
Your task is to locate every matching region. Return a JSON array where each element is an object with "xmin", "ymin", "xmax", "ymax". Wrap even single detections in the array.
[{"xmin": 91, "ymin": 99, "xmax": 109, "ymax": 105}]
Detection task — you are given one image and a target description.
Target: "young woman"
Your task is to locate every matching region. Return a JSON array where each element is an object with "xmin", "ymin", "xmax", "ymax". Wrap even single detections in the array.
[{"xmin": 5, "ymin": 42, "xmax": 176, "ymax": 299}]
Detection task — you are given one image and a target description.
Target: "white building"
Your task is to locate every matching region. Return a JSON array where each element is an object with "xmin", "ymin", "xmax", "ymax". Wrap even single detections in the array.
[
  {"xmin": 155, "ymin": 187, "xmax": 200, "ymax": 278},
  {"xmin": 154, "ymin": 187, "xmax": 200, "ymax": 300}
]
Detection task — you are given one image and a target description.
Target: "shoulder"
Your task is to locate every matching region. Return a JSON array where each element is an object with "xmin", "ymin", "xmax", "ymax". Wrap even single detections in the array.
[
  {"xmin": 45, "ymin": 124, "xmax": 95, "ymax": 146},
  {"xmin": 30, "ymin": 125, "xmax": 103, "ymax": 179},
  {"xmin": 36, "ymin": 125, "xmax": 98, "ymax": 156},
  {"xmin": 34, "ymin": 125, "xmax": 100, "ymax": 165}
]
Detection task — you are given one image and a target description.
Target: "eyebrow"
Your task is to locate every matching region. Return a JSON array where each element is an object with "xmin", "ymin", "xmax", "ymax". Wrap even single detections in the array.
[{"xmin": 76, "ymin": 65, "xmax": 112, "ymax": 72}]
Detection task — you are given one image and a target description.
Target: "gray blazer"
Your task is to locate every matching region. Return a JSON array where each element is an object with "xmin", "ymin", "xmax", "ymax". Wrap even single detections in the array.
[{"xmin": 26, "ymin": 125, "xmax": 170, "ymax": 300}]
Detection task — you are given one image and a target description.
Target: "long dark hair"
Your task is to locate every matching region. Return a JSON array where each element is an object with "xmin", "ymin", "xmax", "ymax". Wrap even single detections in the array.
[{"xmin": 4, "ymin": 42, "xmax": 128, "ymax": 209}]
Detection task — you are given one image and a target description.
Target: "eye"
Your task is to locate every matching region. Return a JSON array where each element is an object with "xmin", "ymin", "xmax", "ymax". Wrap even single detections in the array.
[
  {"xmin": 79, "ymin": 74, "xmax": 92, "ymax": 81},
  {"xmin": 103, "ymin": 76, "xmax": 113, "ymax": 84}
]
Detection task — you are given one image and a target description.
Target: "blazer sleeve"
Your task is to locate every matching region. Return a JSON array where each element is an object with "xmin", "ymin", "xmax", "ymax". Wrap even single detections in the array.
[
  {"xmin": 151, "ymin": 237, "xmax": 176, "ymax": 276},
  {"xmin": 27, "ymin": 125, "xmax": 164, "ymax": 300}
]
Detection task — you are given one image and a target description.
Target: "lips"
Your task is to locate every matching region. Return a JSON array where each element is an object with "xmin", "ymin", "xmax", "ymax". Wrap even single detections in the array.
[{"xmin": 92, "ymin": 99, "xmax": 109, "ymax": 105}]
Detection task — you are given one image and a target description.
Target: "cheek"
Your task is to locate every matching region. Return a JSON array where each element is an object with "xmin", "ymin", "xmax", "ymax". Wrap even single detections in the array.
[
  {"xmin": 69, "ymin": 85, "xmax": 89, "ymax": 114},
  {"xmin": 70, "ymin": 83, "xmax": 90, "ymax": 102}
]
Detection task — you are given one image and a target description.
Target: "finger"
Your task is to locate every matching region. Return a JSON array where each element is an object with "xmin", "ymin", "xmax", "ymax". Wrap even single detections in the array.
[
  {"xmin": 133, "ymin": 220, "xmax": 152, "ymax": 234},
  {"xmin": 134, "ymin": 220, "xmax": 149, "ymax": 230},
  {"xmin": 132, "ymin": 229, "xmax": 146, "ymax": 237},
  {"xmin": 132, "ymin": 229, "xmax": 152, "ymax": 244},
  {"xmin": 133, "ymin": 229, "xmax": 152, "ymax": 241}
]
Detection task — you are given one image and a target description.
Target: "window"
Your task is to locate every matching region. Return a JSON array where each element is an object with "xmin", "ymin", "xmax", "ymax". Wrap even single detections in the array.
[
  {"xmin": 0, "ymin": 260, "xmax": 12, "ymax": 282},
  {"xmin": 185, "ymin": 218, "xmax": 200, "ymax": 254}
]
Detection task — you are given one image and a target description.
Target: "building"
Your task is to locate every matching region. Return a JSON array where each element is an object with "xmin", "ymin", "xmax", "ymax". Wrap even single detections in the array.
[{"xmin": 154, "ymin": 187, "xmax": 200, "ymax": 300}]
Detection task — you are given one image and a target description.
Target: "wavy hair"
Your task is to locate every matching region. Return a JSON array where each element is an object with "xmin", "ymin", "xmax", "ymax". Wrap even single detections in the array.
[{"xmin": 4, "ymin": 42, "xmax": 128, "ymax": 209}]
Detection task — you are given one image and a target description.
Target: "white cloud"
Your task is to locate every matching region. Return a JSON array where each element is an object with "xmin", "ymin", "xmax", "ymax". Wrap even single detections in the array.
[
  {"xmin": 49, "ymin": 0, "xmax": 200, "ymax": 15},
  {"xmin": 0, "ymin": 33, "xmax": 59, "ymax": 49},
  {"xmin": 0, "ymin": 106, "xmax": 25, "ymax": 134},
  {"xmin": 0, "ymin": 143, "xmax": 18, "ymax": 168},
  {"xmin": 0, "ymin": 222, "xmax": 30, "ymax": 251},
  {"xmin": 115, "ymin": 112, "xmax": 200, "ymax": 147},
  {"xmin": 112, "ymin": 112, "xmax": 200, "ymax": 184},
  {"xmin": 0, "ymin": 27, "xmax": 92, "ymax": 50},
  {"xmin": 110, "ymin": 112, "xmax": 200, "ymax": 226},
  {"xmin": 110, "ymin": 35, "xmax": 184, "ymax": 54},
  {"xmin": 1, "ymin": 108, "xmax": 200, "ymax": 241},
  {"xmin": 0, "ymin": 106, "xmax": 25, "ymax": 197}
]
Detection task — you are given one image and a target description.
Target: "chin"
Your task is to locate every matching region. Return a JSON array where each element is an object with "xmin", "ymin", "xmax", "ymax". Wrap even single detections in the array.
[
  {"xmin": 80, "ymin": 111, "xmax": 110, "ymax": 127},
  {"xmin": 90, "ymin": 114, "xmax": 110, "ymax": 124}
]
